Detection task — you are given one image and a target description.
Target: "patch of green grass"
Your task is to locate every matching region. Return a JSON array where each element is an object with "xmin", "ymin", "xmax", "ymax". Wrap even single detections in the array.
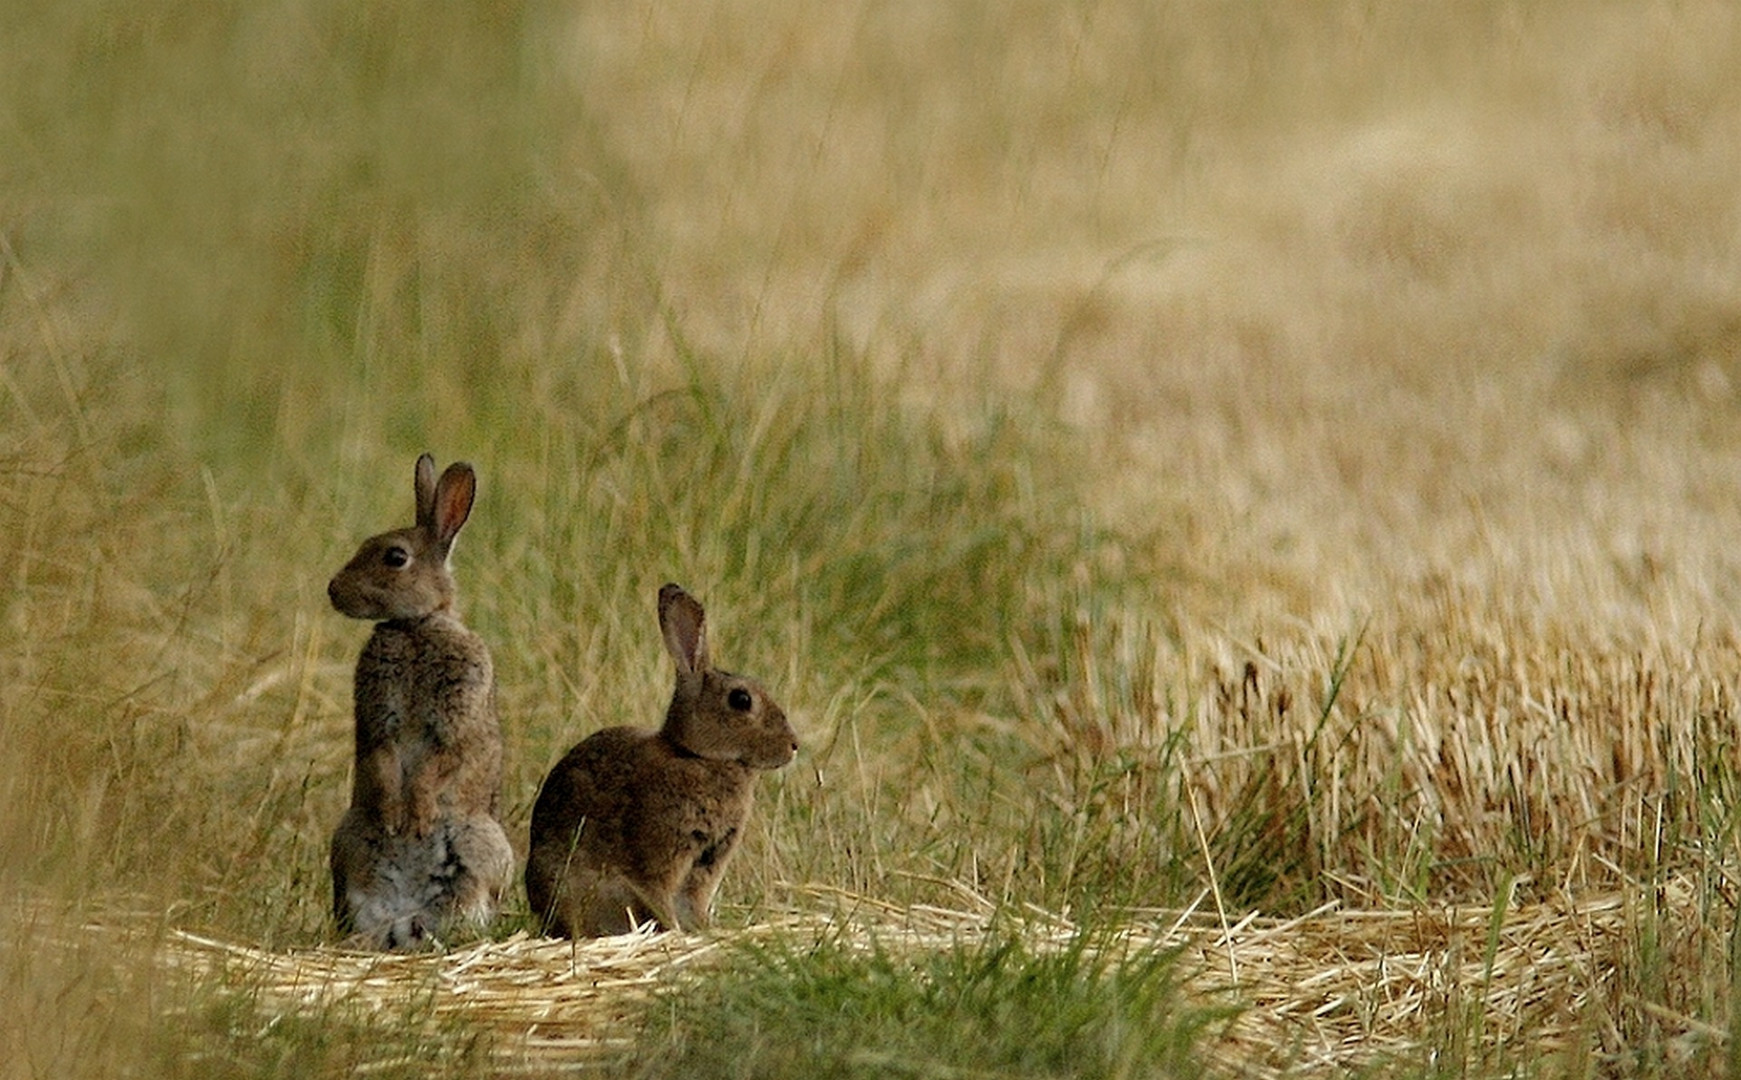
[{"xmin": 625, "ymin": 929, "xmax": 1229, "ymax": 1080}]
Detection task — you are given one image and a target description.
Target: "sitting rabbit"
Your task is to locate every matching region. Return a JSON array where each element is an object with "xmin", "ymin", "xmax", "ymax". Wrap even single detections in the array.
[
  {"xmin": 526, "ymin": 583, "xmax": 798, "ymax": 937},
  {"xmin": 327, "ymin": 453, "xmax": 512, "ymax": 949}
]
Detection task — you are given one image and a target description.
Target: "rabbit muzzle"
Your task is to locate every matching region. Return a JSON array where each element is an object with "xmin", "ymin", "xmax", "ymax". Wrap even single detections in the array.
[
  {"xmin": 329, "ymin": 574, "xmax": 390, "ymax": 620},
  {"xmin": 749, "ymin": 718, "xmax": 800, "ymax": 770}
]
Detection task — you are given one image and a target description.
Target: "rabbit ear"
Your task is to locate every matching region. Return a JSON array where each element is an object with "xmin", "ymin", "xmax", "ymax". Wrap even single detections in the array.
[
  {"xmin": 658, "ymin": 583, "xmax": 709, "ymax": 675},
  {"xmin": 430, "ymin": 462, "xmax": 476, "ymax": 550},
  {"xmin": 414, "ymin": 453, "xmax": 439, "ymax": 530}
]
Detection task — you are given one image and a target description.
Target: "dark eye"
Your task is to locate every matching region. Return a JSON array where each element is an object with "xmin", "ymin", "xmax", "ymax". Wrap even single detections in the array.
[
  {"xmin": 727, "ymin": 688, "xmax": 753, "ymax": 712},
  {"xmin": 382, "ymin": 546, "xmax": 411, "ymax": 569}
]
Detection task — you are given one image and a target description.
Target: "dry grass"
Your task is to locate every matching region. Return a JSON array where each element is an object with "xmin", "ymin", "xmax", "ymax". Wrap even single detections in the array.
[
  {"xmin": 1013, "ymin": 605, "xmax": 1741, "ymax": 904},
  {"xmin": 145, "ymin": 878, "xmax": 1699, "ymax": 1076}
]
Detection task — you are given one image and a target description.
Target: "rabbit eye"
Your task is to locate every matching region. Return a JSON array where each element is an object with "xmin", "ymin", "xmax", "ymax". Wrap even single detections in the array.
[
  {"xmin": 382, "ymin": 546, "xmax": 411, "ymax": 569},
  {"xmin": 727, "ymin": 688, "xmax": 754, "ymax": 712}
]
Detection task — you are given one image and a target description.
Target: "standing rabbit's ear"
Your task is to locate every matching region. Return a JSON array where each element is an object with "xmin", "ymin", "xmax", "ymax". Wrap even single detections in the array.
[
  {"xmin": 658, "ymin": 583, "xmax": 709, "ymax": 675},
  {"xmin": 430, "ymin": 463, "xmax": 476, "ymax": 551},
  {"xmin": 414, "ymin": 453, "xmax": 439, "ymax": 531}
]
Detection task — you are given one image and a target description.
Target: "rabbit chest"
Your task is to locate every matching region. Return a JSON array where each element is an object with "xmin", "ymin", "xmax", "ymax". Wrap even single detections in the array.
[{"xmin": 353, "ymin": 617, "xmax": 500, "ymax": 772}]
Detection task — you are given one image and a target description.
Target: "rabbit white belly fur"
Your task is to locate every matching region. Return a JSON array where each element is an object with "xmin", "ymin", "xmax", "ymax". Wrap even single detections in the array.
[{"xmin": 332, "ymin": 810, "xmax": 511, "ymax": 949}]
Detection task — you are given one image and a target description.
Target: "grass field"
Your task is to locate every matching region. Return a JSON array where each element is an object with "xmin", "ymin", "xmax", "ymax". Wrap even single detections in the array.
[{"xmin": 6, "ymin": 0, "xmax": 1741, "ymax": 1075}]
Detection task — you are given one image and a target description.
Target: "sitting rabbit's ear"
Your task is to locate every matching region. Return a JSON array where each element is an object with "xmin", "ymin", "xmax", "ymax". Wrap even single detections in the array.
[
  {"xmin": 659, "ymin": 583, "xmax": 709, "ymax": 675},
  {"xmin": 414, "ymin": 453, "xmax": 439, "ymax": 530},
  {"xmin": 430, "ymin": 463, "xmax": 476, "ymax": 552}
]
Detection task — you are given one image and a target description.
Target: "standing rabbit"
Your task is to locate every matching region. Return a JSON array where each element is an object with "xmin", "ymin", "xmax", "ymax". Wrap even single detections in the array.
[
  {"xmin": 327, "ymin": 453, "xmax": 513, "ymax": 949},
  {"xmin": 526, "ymin": 583, "xmax": 798, "ymax": 938}
]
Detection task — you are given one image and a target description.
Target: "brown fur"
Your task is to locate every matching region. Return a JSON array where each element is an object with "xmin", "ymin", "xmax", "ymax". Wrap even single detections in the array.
[
  {"xmin": 525, "ymin": 584, "xmax": 798, "ymax": 938},
  {"xmin": 327, "ymin": 453, "xmax": 512, "ymax": 950}
]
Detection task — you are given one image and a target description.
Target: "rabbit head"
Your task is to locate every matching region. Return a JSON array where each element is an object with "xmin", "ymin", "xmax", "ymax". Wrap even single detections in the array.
[
  {"xmin": 658, "ymin": 583, "xmax": 798, "ymax": 770},
  {"xmin": 329, "ymin": 453, "xmax": 476, "ymax": 622}
]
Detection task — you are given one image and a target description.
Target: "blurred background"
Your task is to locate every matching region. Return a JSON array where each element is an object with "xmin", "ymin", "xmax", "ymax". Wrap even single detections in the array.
[{"xmin": 4, "ymin": 0, "xmax": 1741, "ymax": 1072}]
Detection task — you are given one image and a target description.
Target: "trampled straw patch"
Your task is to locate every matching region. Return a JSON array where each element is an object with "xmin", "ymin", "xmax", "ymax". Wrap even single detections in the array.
[{"xmin": 150, "ymin": 881, "xmax": 1690, "ymax": 1075}]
